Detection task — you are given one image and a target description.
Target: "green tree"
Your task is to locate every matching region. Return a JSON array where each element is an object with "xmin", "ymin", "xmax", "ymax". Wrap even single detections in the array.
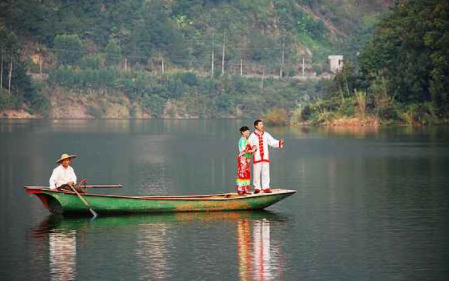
[
  {"xmin": 359, "ymin": 0, "xmax": 449, "ymax": 116},
  {"xmin": 0, "ymin": 26, "xmax": 47, "ymax": 112},
  {"xmin": 105, "ymin": 37, "xmax": 122, "ymax": 66},
  {"xmin": 425, "ymin": 0, "xmax": 449, "ymax": 115},
  {"xmin": 54, "ymin": 34, "xmax": 84, "ymax": 65},
  {"xmin": 0, "ymin": 26, "xmax": 9, "ymax": 92},
  {"xmin": 329, "ymin": 61, "xmax": 364, "ymax": 99},
  {"xmin": 0, "ymin": 26, "xmax": 20, "ymax": 93}
]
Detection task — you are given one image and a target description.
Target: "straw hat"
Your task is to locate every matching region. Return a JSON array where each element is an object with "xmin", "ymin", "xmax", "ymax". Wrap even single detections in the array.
[{"xmin": 56, "ymin": 153, "xmax": 76, "ymax": 164}]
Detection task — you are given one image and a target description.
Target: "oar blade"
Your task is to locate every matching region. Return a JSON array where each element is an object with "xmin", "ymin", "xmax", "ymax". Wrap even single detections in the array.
[{"xmin": 90, "ymin": 208, "xmax": 98, "ymax": 219}]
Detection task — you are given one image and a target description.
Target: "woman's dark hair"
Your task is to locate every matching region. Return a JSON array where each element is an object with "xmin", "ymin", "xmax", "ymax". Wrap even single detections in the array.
[
  {"xmin": 254, "ymin": 119, "xmax": 262, "ymax": 128},
  {"xmin": 239, "ymin": 126, "xmax": 250, "ymax": 134}
]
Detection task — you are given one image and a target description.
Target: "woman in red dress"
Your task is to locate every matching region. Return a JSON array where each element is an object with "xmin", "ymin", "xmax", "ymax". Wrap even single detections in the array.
[{"xmin": 236, "ymin": 126, "xmax": 256, "ymax": 195}]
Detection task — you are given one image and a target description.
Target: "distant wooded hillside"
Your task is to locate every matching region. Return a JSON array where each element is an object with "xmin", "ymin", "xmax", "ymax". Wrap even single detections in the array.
[{"xmin": 0, "ymin": 0, "xmax": 392, "ymax": 118}]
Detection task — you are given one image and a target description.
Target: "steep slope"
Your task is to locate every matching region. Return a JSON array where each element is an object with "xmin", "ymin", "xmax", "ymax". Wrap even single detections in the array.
[{"xmin": 0, "ymin": 0, "xmax": 392, "ymax": 118}]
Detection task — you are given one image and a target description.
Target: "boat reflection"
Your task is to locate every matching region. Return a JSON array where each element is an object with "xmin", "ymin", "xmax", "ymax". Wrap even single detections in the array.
[
  {"xmin": 136, "ymin": 221, "xmax": 174, "ymax": 280},
  {"xmin": 237, "ymin": 217, "xmax": 284, "ymax": 281},
  {"xmin": 29, "ymin": 211, "xmax": 287, "ymax": 281},
  {"xmin": 29, "ymin": 216, "xmax": 80, "ymax": 281},
  {"xmin": 49, "ymin": 229, "xmax": 77, "ymax": 281}
]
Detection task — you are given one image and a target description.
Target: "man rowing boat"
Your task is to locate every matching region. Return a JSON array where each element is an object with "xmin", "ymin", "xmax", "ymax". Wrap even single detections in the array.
[{"xmin": 49, "ymin": 153, "xmax": 77, "ymax": 190}]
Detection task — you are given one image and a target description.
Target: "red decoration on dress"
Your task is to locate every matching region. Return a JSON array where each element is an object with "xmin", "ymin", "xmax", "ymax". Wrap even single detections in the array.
[{"xmin": 236, "ymin": 143, "xmax": 253, "ymax": 193}]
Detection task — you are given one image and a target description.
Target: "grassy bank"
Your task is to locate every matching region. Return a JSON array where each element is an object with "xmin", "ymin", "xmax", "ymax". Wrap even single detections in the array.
[{"xmin": 262, "ymin": 93, "xmax": 448, "ymax": 127}]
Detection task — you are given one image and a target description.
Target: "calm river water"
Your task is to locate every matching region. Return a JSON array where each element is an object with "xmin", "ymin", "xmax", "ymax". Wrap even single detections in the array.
[{"xmin": 0, "ymin": 119, "xmax": 448, "ymax": 281}]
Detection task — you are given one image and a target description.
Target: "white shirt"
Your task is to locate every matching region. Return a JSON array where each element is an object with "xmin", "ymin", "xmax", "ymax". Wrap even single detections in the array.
[
  {"xmin": 248, "ymin": 130, "xmax": 281, "ymax": 163},
  {"xmin": 49, "ymin": 165, "xmax": 77, "ymax": 189}
]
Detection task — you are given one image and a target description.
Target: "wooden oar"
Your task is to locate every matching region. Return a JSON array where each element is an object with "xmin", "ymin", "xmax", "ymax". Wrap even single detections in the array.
[
  {"xmin": 69, "ymin": 185, "xmax": 98, "ymax": 218},
  {"xmin": 85, "ymin": 184, "xmax": 122, "ymax": 189}
]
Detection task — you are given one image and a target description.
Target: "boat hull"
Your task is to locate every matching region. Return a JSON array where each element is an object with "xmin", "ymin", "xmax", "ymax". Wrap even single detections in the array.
[{"xmin": 25, "ymin": 188, "xmax": 296, "ymax": 216}]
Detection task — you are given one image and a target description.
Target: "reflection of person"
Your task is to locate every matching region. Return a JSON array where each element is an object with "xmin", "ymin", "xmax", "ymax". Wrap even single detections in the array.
[
  {"xmin": 237, "ymin": 217, "xmax": 282, "ymax": 281},
  {"xmin": 237, "ymin": 219, "xmax": 251, "ymax": 281},
  {"xmin": 248, "ymin": 120, "xmax": 284, "ymax": 194},
  {"xmin": 49, "ymin": 230, "xmax": 77, "ymax": 281},
  {"xmin": 253, "ymin": 219, "xmax": 277, "ymax": 280},
  {"xmin": 49, "ymin": 154, "xmax": 77, "ymax": 190},
  {"xmin": 236, "ymin": 126, "xmax": 257, "ymax": 195}
]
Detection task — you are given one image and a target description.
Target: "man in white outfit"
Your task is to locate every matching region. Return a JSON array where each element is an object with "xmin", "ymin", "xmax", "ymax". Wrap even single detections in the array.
[
  {"xmin": 248, "ymin": 120, "xmax": 284, "ymax": 194},
  {"xmin": 49, "ymin": 154, "xmax": 77, "ymax": 190}
]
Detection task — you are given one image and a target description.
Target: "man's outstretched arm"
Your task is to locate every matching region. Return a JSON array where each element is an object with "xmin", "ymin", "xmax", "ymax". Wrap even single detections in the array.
[{"xmin": 266, "ymin": 132, "xmax": 284, "ymax": 148}]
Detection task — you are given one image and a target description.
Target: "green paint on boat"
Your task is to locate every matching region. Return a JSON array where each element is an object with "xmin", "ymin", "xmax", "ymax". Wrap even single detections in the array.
[{"xmin": 24, "ymin": 187, "xmax": 296, "ymax": 216}]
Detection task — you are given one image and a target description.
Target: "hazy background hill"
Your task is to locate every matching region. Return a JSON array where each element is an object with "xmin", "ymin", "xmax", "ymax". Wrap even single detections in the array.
[
  {"xmin": 1, "ymin": 0, "xmax": 391, "ymax": 68},
  {"xmin": 5, "ymin": 0, "xmax": 446, "ymax": 123}
]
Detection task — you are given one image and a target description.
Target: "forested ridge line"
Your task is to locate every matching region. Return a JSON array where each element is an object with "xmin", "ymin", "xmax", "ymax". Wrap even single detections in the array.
[{"xmin": 7, "ymin": 0, "xmax": 446, "ymax": 125}]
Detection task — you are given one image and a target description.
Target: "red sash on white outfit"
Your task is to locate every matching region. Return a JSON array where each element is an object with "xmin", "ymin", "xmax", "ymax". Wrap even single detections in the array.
[
  {"xmin": 249, "ymin": 131, "xmax": 281, "ymax": 164},
  {"xmin": 254, "ymin": 131, "xmax": 267, "ymax": 163}
]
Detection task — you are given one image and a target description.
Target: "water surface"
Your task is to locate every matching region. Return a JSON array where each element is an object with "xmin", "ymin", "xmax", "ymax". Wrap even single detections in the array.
[{"xmin": 0, "ymin": 120, "xmax": 448, "ymax": 281}]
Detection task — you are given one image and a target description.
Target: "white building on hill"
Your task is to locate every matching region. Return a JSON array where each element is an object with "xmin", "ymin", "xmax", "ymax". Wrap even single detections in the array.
[{"xmin": 328, "ymin": 55, "xmax": 344, "ymax": 73}]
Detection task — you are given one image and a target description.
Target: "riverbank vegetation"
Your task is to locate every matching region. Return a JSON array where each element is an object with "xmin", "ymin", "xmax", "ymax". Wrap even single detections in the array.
[{"xmin": 289, "ymin": 0, "xmax": 449, "ymax": 126}]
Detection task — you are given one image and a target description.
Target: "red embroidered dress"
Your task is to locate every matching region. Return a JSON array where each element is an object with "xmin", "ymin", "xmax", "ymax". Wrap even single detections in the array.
[{"xmin": 236, "ymin": 137, "xmax": 253, "ymax": 193}]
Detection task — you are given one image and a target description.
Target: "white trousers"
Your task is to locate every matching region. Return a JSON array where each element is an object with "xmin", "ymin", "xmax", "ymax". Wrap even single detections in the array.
[{"xmin": 253, "ymin": 162, "xmax": 270, "ymax": 190}]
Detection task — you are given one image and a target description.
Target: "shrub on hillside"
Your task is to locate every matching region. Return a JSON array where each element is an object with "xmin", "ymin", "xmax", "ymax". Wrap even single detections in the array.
[
  {"xmin": 399, "ymin": 103, "xmax": 438, "ymax": 125},
  {"xmin": 86, "ymin": 104, "xmax": 104, "ymax": 118},
  {"xmin": 54, "ymin": 34, "xmax": 84, "ymax": 65},
  {"xmin": 265, "ymin": 108, "xmax": 289, "ymax": 126},
  {"xmin": 355, "ymin": 91, "xmax": 367, "ymax": 116},
  {"xmin": 180, "ymin": 72, "xmax": 198, "ymax": 86},
  {"xmin": 141, "ymin": 94, "xmax": 165, "ymax": 117},
  {"xmin": 80, "ymin": 54, "xmax": 104, "ymax": 70},
  {"xmin": 48, "ymin": 67, "xmax": 117, "ymax": 89},
  {"xmin": 0, "ymin": 90, "xmax": 17, "ymax": 111},
  {"xmin": 337, "ymin": 98, "xmax": 355, "ymax": 116}
]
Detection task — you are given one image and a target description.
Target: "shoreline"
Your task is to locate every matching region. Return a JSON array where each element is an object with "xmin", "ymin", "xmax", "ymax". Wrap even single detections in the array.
[
  {"xmin": 2, "ymin": 113, "xmax": 447, "ymax": 127},
  {"xmin": 2, "ymin": 107, "xmax": 448, "ymax": 126}
]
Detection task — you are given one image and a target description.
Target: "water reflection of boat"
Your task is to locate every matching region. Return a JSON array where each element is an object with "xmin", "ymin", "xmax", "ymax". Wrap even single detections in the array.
[
  {"xmin": 29, "ymin": 211, "xmax": 288, "ymax": 281},
  {"xmin": 237, "ymin": 217, "xmax": 284, "ymax": 281},
  {"xmin": 31, "ymin": 211, "xmax": 287, "ymax": 232},
  {"xmin": 29, "ymin": 215, "xmax": 79, "ymax": 281},
  {"xmin": 136, "ymin": 219, "xmax": 174, "ymax": 280},
  {"xmin": 49, "ymin": 229, "xmax": 77, "ymax": 281},
  {"xmin": 24, "ymin": 187, "xmax": 296, "ymax": 216}
]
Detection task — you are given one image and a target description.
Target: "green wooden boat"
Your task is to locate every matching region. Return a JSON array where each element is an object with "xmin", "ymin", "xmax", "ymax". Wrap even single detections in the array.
[{"xmin": 24, "ymin": 186, "xmax": 296, "ymax": 216}]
